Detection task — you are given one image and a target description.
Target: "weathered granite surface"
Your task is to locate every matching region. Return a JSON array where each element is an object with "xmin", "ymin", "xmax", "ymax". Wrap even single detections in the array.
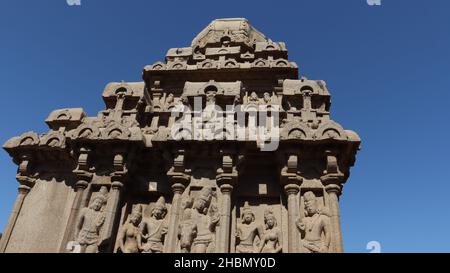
[{"xmin": 1, "ymin": 18, "xmax": 360, "ymax": 253}]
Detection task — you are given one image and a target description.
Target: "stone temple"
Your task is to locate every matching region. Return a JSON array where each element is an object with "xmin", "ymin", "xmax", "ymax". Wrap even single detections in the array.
[{"xmin": 0, "ymin": 18, "xmax": 360, "ymax": 253}]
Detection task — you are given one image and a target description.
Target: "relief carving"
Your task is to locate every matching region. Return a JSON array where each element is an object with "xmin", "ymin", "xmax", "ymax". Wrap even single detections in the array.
[
  {"xmin": 74, "ymin": 186, "xmax": 108, "ymax": 253},
  {"xmin": 235, "ymin": 202, "xmax": 264, "ymax": 253},
  {"xmin": 178, "ymin": 208, "xmax": 197, "ymax": 253},
  {"xmin": 2, "ymin": 18, "xmax": 359, "ymax": 254},
  {"xmin": 296, "ymin": 191, "xmax": 331, "ymax": 253},
  {"xmin": 139, "ymin": 197, "xmax": 168, "ymax": 253},
  {"xmin": 260, "ymin": 207, "xmax": 282, "ymax": 253},
  {"xmin": 117, "ymin": 205, "xmax": 143, "ymax": 253},
  {"xmin": 182, "ymin": 187, "xmax": 219, "ymax": 253}
]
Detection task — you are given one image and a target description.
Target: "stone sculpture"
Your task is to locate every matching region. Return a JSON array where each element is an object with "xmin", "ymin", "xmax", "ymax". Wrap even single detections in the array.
[
  {"xmin": 74, "ymin": 186, "xmax": 108, "ymax": 253},
  {"xmin": 140, "ymin": 197, "xmax": 168, "ymax": 253},
  {"xmin": 235, "ymin": 202, "xmax": 264, "ymax": 253},
  {"xmin": 296, "ymin": 191, "xmax": 331, "ymax": 253},
  {"xmin": 178, "ymin": 208, "xmax": 197, "ymax": 253},
  {"xmin": 117, "ymin": 205, "xmax": 143, "ymax": 253},
  {"xmin": 260, "ymin": 207, "xmax": 282, "ymax": 253},
  {"xmin": 187, "ymin": 187, "xmax": 219, "ymax": 253},
  {"xmin": 1, "ymin": 18, "xmax": 360, "ymax": 253}
]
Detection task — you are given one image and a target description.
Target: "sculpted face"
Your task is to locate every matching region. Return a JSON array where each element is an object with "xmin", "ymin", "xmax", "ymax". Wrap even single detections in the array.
[
  {"xmin": 130, "ymin": 212, "xmax": 142, "ymax": 225},
  {"xmin": 304, "ymin": 196, "xmax": 317, "ymax": 215},
  {"xmin": 266, "ymin": 215, "xmax": 275, "ymax": 228},
  {"xmin": 90, "ymin": 198, "xmax": 103, "ymax": 211},
  {"xmin": 194, "ymin": 198, "xmax": 207, "ymax": 211},
  {"xmin": 152, "ymin": 207, "xmax": 164, "ymax": 219},
  {"xmin": 242, "ymin": 212, "xmax": 254, "ymax": 224}
]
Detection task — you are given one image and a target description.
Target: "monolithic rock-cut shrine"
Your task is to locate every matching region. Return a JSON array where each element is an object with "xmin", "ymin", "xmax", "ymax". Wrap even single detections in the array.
[{"xmin": 1, "ymin": 18, "xmax": 360, "ymax": 253}]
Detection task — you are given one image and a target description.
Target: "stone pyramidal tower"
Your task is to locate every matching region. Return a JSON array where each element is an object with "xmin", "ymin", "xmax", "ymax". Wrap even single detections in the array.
[{"xmin": 1, "ymin": 18, "xmax": 360, "ymax": 253}]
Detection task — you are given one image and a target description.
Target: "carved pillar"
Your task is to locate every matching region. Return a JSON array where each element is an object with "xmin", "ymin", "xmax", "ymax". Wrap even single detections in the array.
[
  {"xmin": 325, "ymin": 184, "xmax": 343, "ymax": 253},
  {"xmin": 216, "ymin": 153, "xmax": 237, "ymax": 253},
  {"xmin": 101, "ymin": 180, "xmax": 124, "ymax": 251},
  {"xmin": 284, "ymin": 183, "xmax": 301, "ymax": 253},
  {"xmin": 101, "ymin": 153, "xmax": 127, "ymax": 252},
  {"xmin": 321, "ymin": 150, "xmax": 344, "ymax": 253},
  {"xmin": 164, "ymin": 150, "xmax": 189, "ymax": 253},
  {"xmin": 217, "ymin": 183, "xmax": 233, "ymax": 253},
  {"xmin": 59, "ymin": 178, "xmax": 90, "ymax": 252},
  {"xmin": 280, "ymin": 154, "xmax": 302, "ymax": 253},
  {"xmin": 0, "ymin": 155, "xmax": 35, "ymax": 253},
  {"xmin": 0, "ymin": 184, "xmax": 32, "ymax": 253},
  {"xmin": 164, "ymin": 182, "xmax": 186, "ymax": 253},
  {"xmin": 59, "ymin": 148, "xmax": 93, "ymax": 252}
]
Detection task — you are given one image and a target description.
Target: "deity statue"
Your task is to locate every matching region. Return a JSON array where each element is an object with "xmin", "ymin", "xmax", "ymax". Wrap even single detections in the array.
[
  {"xmin": 248, "ymin": 92, "xmax": 259, "ymax": 104},
  {"xmin": 205, "ymin": 90, "xmax": 216, "ymax": 105},
  {"xmin": 164, "ymin": 93, "xmax": 175, "ymax": 110},
  {"xmin": 296, "ymin": 191, "xmax": 331, "ymax": 253},
  {"xmin": 189, "ymin": 186, "xmax": 219, "ymax": 253},
  {"xmin": 140, "ymin": 196, "xmax": 168, "ymax": 253},
  {"xmin": 235, "ymin": 202, "xmax": 264, "ymax": 253},
  {"xmin": 74, "ymin": 186, "xmax": 108, "ymax": 253},
  {"xmin": 178, "ymin": 208, "xmax": 197, "ymax": 253},
  {"xmin": 259, "ymin": 207, "xmax": 282, "ymax": 253},
  {"xmin": 263, "ymin": 92, "xmax": 272, "ymax": 104},
  {"xmin": 233, "ymin": 94, "xmax": 241, "ymax": 105},
  {"xmin": 117, "ymin": 205, "xmax": 143, "ymax": 253}
]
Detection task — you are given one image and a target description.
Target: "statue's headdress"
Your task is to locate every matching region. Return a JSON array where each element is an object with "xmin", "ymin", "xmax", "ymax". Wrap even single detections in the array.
[
  {"xmin": 91, "ymin": 186, "xmax": 108, "ymax": 204},
  {"xmin": 132, "ymin": 204, "xmax": 143, "ymax": 217},
  {"xmin": 264, "ymin": 206, "xmax": 274, "ymax": 219},
  {"xmin": 241, "ymin": 201, "xmax": 255, "ymax": 221},
  {"xmin": 264, "ymin": 206, "xmax": 277, "ymax": 227},
  {"xmin": 197, "ymin": 186, "xmax": 213, "ymax": 204},
  {"xmin": 153, "ymin": 196, "xmax": 167, "ymax": 210},
  {"xmin": 303, "ymin": 191, "xmax": 317, "ymax": 202}
]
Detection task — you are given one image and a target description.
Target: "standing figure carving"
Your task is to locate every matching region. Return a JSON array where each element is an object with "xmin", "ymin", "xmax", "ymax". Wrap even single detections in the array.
[
  {"xmin": 164, "ymin": 93, "xmax": 175, "ymax": 110},
  {"xmin": 117, "ymin": 205, "xmax": 143, "ymax": 253},
  {"xmin": 263, "ymin": 92, "xmax": 272, "ymax": 104},
  {"xmin": 248, "ymin": 92, "xmax": 259, "ymax": 104},
  {"xmin": 178, "ymin": 208, "xmax": 197, "ymax": 253},
  {"xmin": 74, "ymin": 186, "xmax": 108, "ymax": 253},
  {"xmin": 188, "ymin": 186, "xmax": 219, "ymax": 253},
  {"xmin": 140, "ymin": 196, "xmax": 168, "ymax": 253},
  {"xmin": 235, "ymin": 202, "xmax": 264, "ymax": 253},
  {"xmin": 296, "ymin": 191, "xmax": 331, "ymax": 253},
  {"xmin": 259, "ymin": 207, "xmax": 282, "ymax": 253}
]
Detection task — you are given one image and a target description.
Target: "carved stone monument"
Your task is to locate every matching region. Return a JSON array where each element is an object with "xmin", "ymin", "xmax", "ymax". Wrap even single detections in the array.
[{"xmin": 1, "ymin": 18, "xmax": 360, "ymax": 253}]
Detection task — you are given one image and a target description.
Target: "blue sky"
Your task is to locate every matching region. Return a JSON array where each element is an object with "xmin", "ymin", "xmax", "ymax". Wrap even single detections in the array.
[{"xmin": 1, "ymin": 0, "xmax": 449, "ymax": 252}]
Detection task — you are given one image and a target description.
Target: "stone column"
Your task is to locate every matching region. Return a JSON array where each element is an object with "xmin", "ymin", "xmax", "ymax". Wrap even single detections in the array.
[
  {"xmin": 325, "ymin": 183, "xmax": 343, "ymax": 253},
  {"xmin": 59, "ymin": 178, "xmax": 90, "ymax": 252},
  {"xmin": 101, "ymin": 180, "xmax": 124, "ymax": 252},
  {"xmin": 0, "ymin": 154, "xmax": 35, "ymax": 253},
  {"xmin": 164, "ymin": 182, "xmax": 187, "ymax": 253},
  {"xmin": 284, "ymin": 183, "xmax": 301, "ymax": 253},
  {"xmin": 100, "ymin": 152, "xmax": 128, "ymax": 252},
  {"xmin": 216, "ymin": 177, "xmax": 235, "ymax": 253},
  {"xmin": 164, "ymin": 150, "xmax": 189, "ymax": 253},
  {"xmin": 321, "ymin": 150, "xmax": 344, "ymax": 253},
  {"xmin": 279, "ymin": 154, "xmax": 302, "ymax": 253},
  {"xmin": 0, "ymin": 184, "xmax": 31, "ymax": 252},
  {"xmin": 215, "ymin": 152, "xmax": 238, "ymax": 253}
]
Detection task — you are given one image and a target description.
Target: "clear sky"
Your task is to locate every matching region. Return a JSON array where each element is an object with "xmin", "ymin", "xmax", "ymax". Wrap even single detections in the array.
[{"xmin": 0, "ymin": 0, "xmax": 449, "ymax": 253}]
